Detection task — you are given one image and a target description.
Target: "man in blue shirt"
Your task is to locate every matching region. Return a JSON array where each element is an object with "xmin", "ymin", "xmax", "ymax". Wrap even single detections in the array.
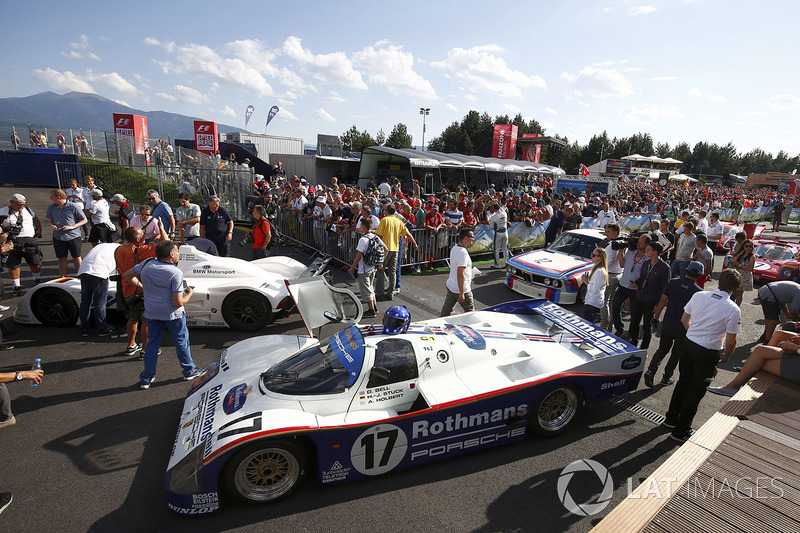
[
  {"xmin": 46, "ymin": 189, "xmax": 87, "ymax": 277},
  {"xmin": 146, "ymin": 189, "xmax": 176, "ymax": 241},
  {"xmin": 199, "ymin": 196, "xmax": 234, "ymax": 257},
  {"xmin": 123, "ymin": 240, "xmax": 201, "ymax": 389},
  {"xmin": 644, "ymin": 262, "xmax": 705, "ymax": 387}
]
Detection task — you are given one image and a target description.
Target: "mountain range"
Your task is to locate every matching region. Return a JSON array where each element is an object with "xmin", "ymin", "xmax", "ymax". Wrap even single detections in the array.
[{"xmin": 0, "ymin": 91, "xmax": 245, "ymax": 141}]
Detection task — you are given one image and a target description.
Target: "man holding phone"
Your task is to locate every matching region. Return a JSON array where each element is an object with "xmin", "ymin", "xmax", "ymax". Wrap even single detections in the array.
[
  {"xmin": 46, "ymin": 189, "xmax": 87, "ymax": 277},
  {"xmin": 123, "ymin": 240, "xmax": 202, "ymax": 389}
]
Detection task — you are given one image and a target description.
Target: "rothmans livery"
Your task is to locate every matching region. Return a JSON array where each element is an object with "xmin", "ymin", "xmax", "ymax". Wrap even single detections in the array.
[
  {"xmin": 14, "ymin": 244, "xmax": 330, "ymax": 332},
  {"xmin": 164, "ymin": 277, "xmax": 645, "ymax": 515},
  {"xmin": 505, "ymin": 228, "xmax": 606, "ymax": 304},
  {"xmin": 751, "ymin": 238, "xmax": 800, "ymax": 284}
]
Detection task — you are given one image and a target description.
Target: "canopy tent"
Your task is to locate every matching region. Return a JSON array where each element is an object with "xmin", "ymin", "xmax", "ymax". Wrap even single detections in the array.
[{"xmin": 669, "ymin": 174, "xmax": 699, "ymax": 182}]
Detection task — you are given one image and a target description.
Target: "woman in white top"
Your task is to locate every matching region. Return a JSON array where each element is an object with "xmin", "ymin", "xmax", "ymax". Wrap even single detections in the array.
[{"xmin": 581, "ymin": 247, "xmax": 608, "ymax": 323}]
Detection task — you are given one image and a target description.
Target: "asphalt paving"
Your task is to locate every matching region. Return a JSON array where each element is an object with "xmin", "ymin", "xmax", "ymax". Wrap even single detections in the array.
[{"xmin": 0, "ymin": 187, "xmax": 791, "ymax": 532}]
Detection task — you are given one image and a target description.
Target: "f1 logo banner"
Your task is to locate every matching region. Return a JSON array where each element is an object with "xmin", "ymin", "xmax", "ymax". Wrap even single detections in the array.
[
  {"xmin": 492, "ymin": 124, "xmax": 518, "ymax": 159},
  {"xmin": 113, "ymin": 113, "xmax": 150, "ymax": 164},
  {"xmin": 194, "ymin": 120, "xmax": 218, "ymax": 154}
]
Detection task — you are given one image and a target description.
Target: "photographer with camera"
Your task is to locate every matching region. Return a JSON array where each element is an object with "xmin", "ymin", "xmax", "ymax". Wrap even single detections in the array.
[
  {"xmin": 0, "ymin": 193, "xmax": 43, "ymax": 296},
  {"xmin": 601, "ymin": 223, "xmax": 624, "ymax": 330},
  {"xmin": 245, "ymin": 205, "xmax": 272, "ymax": 260},
  {"xmin": 611, "ymin": 233, "xmax": 651, "ymax": 337}
]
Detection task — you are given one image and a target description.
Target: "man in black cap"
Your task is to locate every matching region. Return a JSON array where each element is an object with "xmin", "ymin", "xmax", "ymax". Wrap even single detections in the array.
[{"xmin": 645, "ymin": 260, "xmax": 705, "ymax": 387}]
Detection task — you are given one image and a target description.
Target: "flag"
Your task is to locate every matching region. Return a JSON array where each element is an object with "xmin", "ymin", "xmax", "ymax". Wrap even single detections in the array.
[
  {"xmin": 245, "ymin": 105, "xmax": 255, "ymax": 128},
  {"xmin": 580, "ymin": 163, "xmax": 590, "ymax": 176},
  {"xmin": 266, "ymin": 105, "xmax": 279, "ymax": 129}
]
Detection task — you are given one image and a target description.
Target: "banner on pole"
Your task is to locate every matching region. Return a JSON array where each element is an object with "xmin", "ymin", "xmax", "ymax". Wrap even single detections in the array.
[
  {"xmin": 266, "ymin": 105, "xmax": 279, "ymax": 130},
  {"xmin": 245, "ymin": 105, "xmax": 255, "ymax": 128}
]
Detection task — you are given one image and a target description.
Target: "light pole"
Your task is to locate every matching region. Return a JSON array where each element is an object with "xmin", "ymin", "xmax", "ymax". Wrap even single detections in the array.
[{"xmin": 419, "ymin": 107, "xmax": 430, "ymax": 151}]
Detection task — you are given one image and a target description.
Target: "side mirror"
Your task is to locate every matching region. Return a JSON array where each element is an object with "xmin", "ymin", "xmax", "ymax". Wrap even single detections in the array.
[{"xmin": 324, "ymin": 311, "xmax": 343, "ymax": 323}]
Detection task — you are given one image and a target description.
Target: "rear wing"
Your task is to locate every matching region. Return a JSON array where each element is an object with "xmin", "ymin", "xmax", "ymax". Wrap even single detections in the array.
[{"xmin": 299, "ymin": 253, "xmax": 333, "ymax": 278}]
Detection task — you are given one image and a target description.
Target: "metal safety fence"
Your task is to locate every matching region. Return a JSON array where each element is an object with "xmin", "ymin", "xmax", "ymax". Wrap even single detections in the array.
[{"xmin": 54, "ymin": 160, "xmax": 255, "ymax": 221}]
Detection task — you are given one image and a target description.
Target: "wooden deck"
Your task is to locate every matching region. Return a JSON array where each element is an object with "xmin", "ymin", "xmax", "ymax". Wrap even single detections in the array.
[{"xmin": 593, "ymin": 371, "xmax": 800, "ymax": 532}]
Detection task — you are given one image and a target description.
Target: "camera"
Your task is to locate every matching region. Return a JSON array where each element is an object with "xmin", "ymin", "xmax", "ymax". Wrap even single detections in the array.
[
  {"xmin": 238, "ymin": 233, "xmax": 254, "ymax": 247},
  {"xmin": 609, "ymin": 238, "xmax": 630, "ymax": 250}
]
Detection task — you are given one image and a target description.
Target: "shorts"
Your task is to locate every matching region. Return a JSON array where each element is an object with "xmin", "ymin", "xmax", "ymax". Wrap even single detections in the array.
[
  {"xmin": 358, "ymin": 269, "xmax": 376, "ymax": 303},
  {"xmin": 780, "ymin": 352, "xmax": 800, "ymax": 385},
  {"xmin": 6, "ymin": 240, "xmax": 42, "ymax": 269},
  {"xmin": 759, "ymin": 296, "xmax": 781, "ymax": 321},
  {"xmin": 89, "ymin": 224, "xmax": 115, "ymax": 244},
  {"xmin": 124, "ymin": 295, "xmax": 146, "ymax": 323},
  {"xmin": 53, "ymin": 237, "xmax": 82, "ymax": 259}
]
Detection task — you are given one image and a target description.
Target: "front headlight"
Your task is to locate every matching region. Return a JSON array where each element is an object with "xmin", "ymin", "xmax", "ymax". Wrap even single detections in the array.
[
  {"xmin": 780, "ymin": 268, "xmax": 794, "ymax": 279},
  {"xmin": 167, "ymin": 440, "xmax": 205, "ymax": 494},
  {"xmin": 551, "ymin": 279, "xmax": 562, "ymax": 288},
  {"xmin": 543, "ymin": 278, "xmax": 551, "ymax": 286}
]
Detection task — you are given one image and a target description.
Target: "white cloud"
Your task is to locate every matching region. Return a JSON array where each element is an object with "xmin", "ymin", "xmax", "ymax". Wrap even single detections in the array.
[
  {"xmin": 155, "ymin": 92, "xmax": 176, "ymax": 101},
  {"xmin": 61, "ymin": 51, "xmax": 82, "ymax": 59},
  {"xmin": 282, "ymin": 36, "xmax": 366, "ymax": 89},
  {"xmin": 353, "ymin": 42, "xmax": 437, "ymax": 98},
  {"xmin": 87, "ymin": 52, "xmax": 100, "ymax": 61},
  {"xmin": 278, "ymin": 108, "xmax": 299, "ymax": 121},
  {"xmin": 645, "ymin": 76, "xmax": 677, "ymax": 81},
  {"xmin": 629, "ymin": 5, "xmax": 656, "ymax": 15},
  {"xmin": 173, "ymin": 84, "xmax": 210, "ymax": 106},
  {"xmin": 219, "ymin": 105, "xmax": 236, "ymax": 117},
  {"xmin": 86, "ymin": 70, "xmax": 138, "ymax": 95},
  {"xmin": 143, "ymin": 37, "xmax": 161, "ymax": 47},
  {"xmin": 446, "ymin": 103, "xmax": 458, "ymax": 112},
  {"xmin": 540, "ymin": 120, "xmax": 554, "ymax": 130},
  {"xmin": 464, "ymin": 94, "xmax": 477, "ymax": 102},
  {"xmin": 768, "ymin": 94, "xmax": 800, "ymax": 110},
  {"xmin": 620, "ymin": 105, "xmax": 683, "ymax": 124},
  {"xmin": 112, "ymin": 98, "xmax": 130, "ymax": 107},
  {"xmin": 153, "ymin": 42, "xmax": 274, "ymax": 97},
  {"xmin": 544, "ymin": 107, "xmax": 558, "ymax": 115},
  {"xmin": 32, "ymin": 68, "xmax": 94, "ymax": 92},
  {"xmin": 561, "ymin": 67, "xmax": 633, "ymax": 98},
  {"xmin": 688, "ymin": 87, "xmax": 725, "ymax": 102},
  {"xmin": 70, "ymin": 35, "xmax": 90, "ymax": 49},
  {"xmin": 311, "ymin": 108, "xmax": 336, "ymax": 122},
  {"xmin": 328, "ymin": 91, "xmax": 345, "ymax": 102},
  {"xmin": 504, "ymin": 104, "xmax": 521, "ymax": 114},
  {"xmin": 431, "ymin": 45, "xmax": 546, "ymax": 98}
]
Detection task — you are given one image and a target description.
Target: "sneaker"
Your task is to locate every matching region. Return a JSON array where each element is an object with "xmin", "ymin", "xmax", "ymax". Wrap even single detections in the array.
[
  {"xmin": 138, "ymin": 348, "xmax": 162, "ymax": 360},
  {"xmin": 0, "ymin": 492, "xmax": 12, "ymax": 515},
  {"xmin": 660, "ymin": 377, "xmax": 675, "ymax": 386},
  {"xmin": 98, "ymin": 329, "xmax": 113, "ymax": 337},
  {"xmin": 707, "ymin": 386, "xmax": 738, "ymax": 397},
  {"xmin": 0, "ymin": 344, "xmax": 14, "ymax": 351},
  {"xmin": 0, "ymin": 416, "xmax": 17, "ymax": 430},
  {"xmin": 643, "ymin": 371, "xmax": 655, "ymax": 388},
  {"xmin": 363, "ymin": 309, "xmax": 377, "ymax": 319},
  {"xmin": 140, "ymin": 377, "xmax": 155, "ymax": 390},
  {"xmin": 614, "ymin": 329, "xmax": 625, "ymax": 338},
  {"xmin": 661, "ymin": 419, "xmax": 677, "ymax": 429},
  {"xmin": 670, "ymin": 429, "xmax": 695, "ymax": 443},
  {"xmin": 0, "ymin": 305, "xmax": 10, "ymax": 312},
  {"xmin": 183, "ymin": 368, "xmax": 205, "ymax": 381},
  {"xmin": 392, "ymin": 289, "xmax": 400, "ymax": 296},
  {"xmin": 111, "ymin": 329, "xmax": 128, "ymax": 339},
  {"xmin": 81, "ymin": 331, "xmax": 90, "ymax": 337},
  {"xmin": 34, "ymin": 279, "xmax": 41, "ymax": 285},
  {"xmin": 125, "ymin": 344, "xmax": 141, "ymax": 356},
  {"xmin": 12, "ymin": 287, "xmax": 23, "ymax": 297}
]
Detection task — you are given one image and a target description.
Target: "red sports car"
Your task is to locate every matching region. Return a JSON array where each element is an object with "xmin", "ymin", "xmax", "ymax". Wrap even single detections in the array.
[
  {"xmin": 751, "ymin": 238, "xmax": 800, "ymax": 284},
  {"xmin": 717, "ymin": 221, "xmax": 767, "ymax": 253}
]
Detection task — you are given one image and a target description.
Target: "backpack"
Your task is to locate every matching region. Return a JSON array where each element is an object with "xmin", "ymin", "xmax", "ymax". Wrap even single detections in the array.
[{"xmin": 362, "ymin": 233, "xmax": 384, "ymax": 267}]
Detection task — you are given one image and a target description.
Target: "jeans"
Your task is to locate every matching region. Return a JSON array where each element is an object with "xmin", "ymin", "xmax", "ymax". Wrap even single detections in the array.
[
  {"xmin": 79, "ymin": 273, "xmax": 109, "ymax": 334},
  {"xmin": 583, "ymin": 304, "xmax": 601, "ymax": 324},
  {"xmin": 396, "ymin": 240, "xmax": 404, "ymax": 290},
  {"xmin": 612, "ymin": 286, "xmax": 636, "ymax": 333},
  {"xmin": 139, "ymin": 314, "xmax": 196, "ymax": 383},
  {"xmin": 665, "ymin": 339, "xmax": 720, "ymax": 434},
  {"xmin": 671, "ymin": 260, "xmax": 689, "ymax": 278},
  {"xmin": 208, "ymin": 237, "xmax": 230, "ymax": 257},
  {"xmin": 601, "ymin": 273, "xmax": 622, "ymax": 329},
  {"xmin": 440, "ymin": 289, "xmax": 474, "ymax": 317},
  {"xmin": 647, "ymin": 323, "xmax": 686, "ymax": 379},
  {"xmin": 377, "ymin": 251, "xmax": 398, "ymax": 297},
  {"xmin": 628, "ymin": 298, "xmax": 656, "ymax": 348},
  {"xmin": 252, "ymin": 247, "xmax": 268, "ymax": 260}
]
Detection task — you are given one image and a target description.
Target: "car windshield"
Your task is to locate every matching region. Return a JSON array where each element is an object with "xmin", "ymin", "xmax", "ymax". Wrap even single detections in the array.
[
  {"xmin": 548, "ymin": 232, "xmax": 603, "ymax": 260},
  {"xmin": 722, "ymin": 226, "xmax": 738, "ymax": 237},
  {"xmin": 755, "ymin": 244, "xmax": 794, "ymax": 261},
  {"xmin": 262, "ymin": 326, "xmax": 365, "ymax": 395}
]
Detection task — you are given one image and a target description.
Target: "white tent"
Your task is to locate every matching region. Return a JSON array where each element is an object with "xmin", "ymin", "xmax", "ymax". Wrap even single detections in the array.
[{"xmin": 669, "ymin": 174, "xmax": 699, "ymax": 183}]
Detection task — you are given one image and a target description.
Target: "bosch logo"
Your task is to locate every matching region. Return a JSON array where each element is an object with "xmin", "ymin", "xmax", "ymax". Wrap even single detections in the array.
[
  {"xmin": 116, "ymin": 118, "xmax": 131, "ymax": 126},
  {"xmin": 196, "ymin": 125, "xmax": 211, "ymax": 132}
]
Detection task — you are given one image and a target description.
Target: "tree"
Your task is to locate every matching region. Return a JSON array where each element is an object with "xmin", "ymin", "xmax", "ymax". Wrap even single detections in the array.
[
  {"xmin": 384, "ymin": 123, "xmax": 413, "ymax": 149},
  {"xmin": 375, "ymin": 128, "xmax": 386, "ymax": 147},
  {"xmin": 339, "ymin": 125, "xmax": 377, "ymax": 153}
]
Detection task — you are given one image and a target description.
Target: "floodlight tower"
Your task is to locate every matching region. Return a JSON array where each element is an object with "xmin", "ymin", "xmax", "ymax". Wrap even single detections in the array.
[{"xmin": 419, "ymin": 107, "xmax": 430, "ymax": 151}]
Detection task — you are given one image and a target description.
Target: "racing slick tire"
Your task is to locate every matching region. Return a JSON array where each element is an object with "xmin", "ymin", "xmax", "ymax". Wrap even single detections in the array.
[
  {"xmin": 30, "ymin": 287, "xmax": 79, "ymax": 327},
  {"xmin": 223, "ymin": 440, "xmax": 306, "ymax": 504},
  {"xmin": 221, "ymin": 290, "xmax": 273, "ymax": 332},
  {"xmin": 531, "ymin": 385, "xmax": 583, "ymax": 437}
]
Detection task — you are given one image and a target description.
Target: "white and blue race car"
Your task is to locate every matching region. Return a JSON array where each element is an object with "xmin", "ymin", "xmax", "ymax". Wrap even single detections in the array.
[
  {"xmin": 164, "ymin": 277, "xmax": 645, "ymax": 515},
  {"xmin": 505, "ymin": 228, "xmax": 608, "ymax": 304},
  {"xmin": 13, "ymin": 244, "xmax": 330, "ymax": 332}
]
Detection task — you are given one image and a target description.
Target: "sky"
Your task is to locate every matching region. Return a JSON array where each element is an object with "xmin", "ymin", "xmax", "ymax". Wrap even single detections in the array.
[{"xmin": 2, "ymin": 0, "xmax": 800, "ymax": 159}]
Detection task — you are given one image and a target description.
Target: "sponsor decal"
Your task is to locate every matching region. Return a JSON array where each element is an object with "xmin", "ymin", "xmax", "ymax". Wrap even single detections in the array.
[
  {"xmin": 601, "ymin": 378, "xmax": 627, "ymax": 390},
  {"xmin": 534, "ymin": 301, "xmax": 633, "ymax": 355},
  {"xmin": 219, "ymin": 350, "xmax": 230, "ymax": 371},
  {"xmin": 444, "ymin": 324, "xmax": 486, "ymax": 350},
  {"xmin": 199, "ymin": 384, "xmax": 224, "ymax": 444},
  {"xmin": 192, "ymin": 268, "xmax": 236, "ymax": 275},
  {"xmin": 167, "ymin": 492, "xmax": 220, "ymax": 514},
  {"xmin": 322, "ymin": 460, "xmax": 352, "ymax": 483},
  {"xmin": 222, "ymin": 384, "xmax": 252, "ymax": 415},
  {"xmin": 329, "ymin": 326, "xmax": 365, "ymax": 386},
  {"xmin": 621, "ymin": 356, "xmax": 642, "ymax": 370},
  {"xmin": 412, "ymin": 404, "xmax": 527, "ymax": 440},
  {"xmin": 182, "ymin": 418, "xmax": 195, "ymax": 429}
]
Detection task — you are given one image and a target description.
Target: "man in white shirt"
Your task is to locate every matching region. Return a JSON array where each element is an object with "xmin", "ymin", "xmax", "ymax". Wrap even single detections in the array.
[
  {"xmin": 705, "ymin": 212, "xmax": 723, "ymax": 269},
  {"xmin": 696, "ymin": 210, "xmax": 709, "ymax": 234},
  {"xmin": 488, "ymin": 201, "xmax": 508, "ymax": 268},
  {"xmin": 601, "ymin": 223, "xmax": 624, "ymax": 330},
  {"xmin": 347, "ymin": 217, "xmax": 384, "ymax": 319},
  {"xmin": 596, "ymin": 202, "xmax": 616, "ymax": 228},
  {"xmin": 664, "ymin": 268, "xmax": 742, "ymax": 442},
  {"xmin": 87, "ymin": 189, "xmax": 114, "ymax": 246},
  {"xmin": 175, "ymin": 193, "xmax": 201, "ymax": 242},
  {"xmin": 440, "ymin": 228, "xmax": 477, "ymax": 316},
  {"xmin": 77, "ymin": 242, "xmax": 121, "ymax": 336},
  {"xmin": 0, "ymin": 193, "xmax": 43, "ymax": 295}
]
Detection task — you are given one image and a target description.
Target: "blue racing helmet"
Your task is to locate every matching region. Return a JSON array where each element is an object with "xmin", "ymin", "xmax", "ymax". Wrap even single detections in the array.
[{"xmin": 383, "ymin": 305, "xmax": 410, "ymax": 335}]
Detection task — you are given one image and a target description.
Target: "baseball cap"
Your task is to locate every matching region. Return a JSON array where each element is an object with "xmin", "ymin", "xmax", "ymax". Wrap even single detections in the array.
[
  {"xmin": 686, "ymin": 261, "xmax": 705, "ymax": 276},
  {"xmin": 110, "ymin": 194, "xmax": 126, "ymax": 202},
  {"xmin": 10, "ymin": 193, "xmax": 26, "ymax": 203},
  {"xmin": 90, "ymin": 188, "xmax": 104, "ymax": 198},
  {"xmin": 316, "ymin": 196, "xmax": 326, "ymax": 203}
]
